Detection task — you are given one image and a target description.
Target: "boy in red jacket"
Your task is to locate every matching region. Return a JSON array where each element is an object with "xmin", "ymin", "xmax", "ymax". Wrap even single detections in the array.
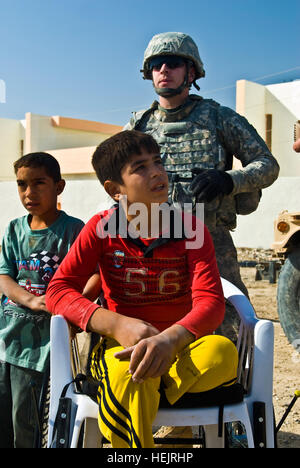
[{"xmin": 46, "ymin": 130, "xmax": 238, "ymax": 448}]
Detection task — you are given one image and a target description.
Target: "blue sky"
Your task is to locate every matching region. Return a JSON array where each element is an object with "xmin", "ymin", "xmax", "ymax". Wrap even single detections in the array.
[{"xmin": 0, "ymin": 0, "xmax": 299, "ymax": 126}]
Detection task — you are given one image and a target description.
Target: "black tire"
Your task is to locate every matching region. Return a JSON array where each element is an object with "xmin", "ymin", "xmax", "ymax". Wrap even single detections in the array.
[
  {"xmin": 39, "ymin": 377, "xmax": 50, "ymax": 448},
  {"xmin": 277, "ymin": 248, "xmax": 300, "ymax": 350},
  {"xmin": 34, "ymin": 364, "xmax": 50, "ymax": 448}
]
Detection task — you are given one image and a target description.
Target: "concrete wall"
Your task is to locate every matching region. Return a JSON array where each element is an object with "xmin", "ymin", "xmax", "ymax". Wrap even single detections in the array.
[
  {"xmin": 0, "ymin": 112, "xmax": 122, "ymax": 244},
  {"xmin": 0, "ymin": 118, "xmax": 24, "ymax": 180},
  {"xmin": 0, "ymin": 113, "xmax": 122, "ymax": 181},
  {"xmin": 231, "ymin": 177, "xmax": 300, "ymax": 249},
  {"xmin": 0, "ymin": 181, "xmax": 29, "ymax": 240},
  {"xmin": 236, "ymin": 79, "xmax": 266, "ymax": 137},
  {"xmin": 59, "ymin": 176, "xmax": 113, "ymax": 222},
  {"xmin": 265, "ymin": 81, "xmax": 300, "ymax": 177},
  {"xmin": 25, "ymin": 113, "xmax": 117, "ymax": 154},
  {"xmin": 233, "ymin": 79, "xmax": 300, "ymax": 248},
  {"xmin": 236, "ymin": 79, "xmax": 300, "ymax": 176},
  {"xmin": 50, "ymin": 146, "xmax": 96, "ymax": 175},
  {"xmin": 0, "ymin": 177, "xmax": 113, "ymax": 242}
]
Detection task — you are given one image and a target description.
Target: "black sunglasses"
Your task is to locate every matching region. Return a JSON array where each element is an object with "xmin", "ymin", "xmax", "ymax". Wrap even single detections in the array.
[{"xmin": 148, "ymin": 56, "xmax": 186, "ymax": 71}]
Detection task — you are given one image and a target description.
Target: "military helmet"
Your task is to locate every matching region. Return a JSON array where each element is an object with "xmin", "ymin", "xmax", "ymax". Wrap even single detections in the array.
[{"xmin": 141, "ymin": 32, "xmax": 205, "ymax": 81}]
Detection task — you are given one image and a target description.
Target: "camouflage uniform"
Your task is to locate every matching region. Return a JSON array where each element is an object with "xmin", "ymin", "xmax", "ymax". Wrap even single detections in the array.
[{"xmin": 125, "ymin": 33, "xmax": 280, "ymax": 339}]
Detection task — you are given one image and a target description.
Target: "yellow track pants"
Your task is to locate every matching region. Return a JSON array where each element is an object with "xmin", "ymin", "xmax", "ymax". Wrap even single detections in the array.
[{"xmin": 90, "ymin": 334, "xmax": 238, "ymax": 448}]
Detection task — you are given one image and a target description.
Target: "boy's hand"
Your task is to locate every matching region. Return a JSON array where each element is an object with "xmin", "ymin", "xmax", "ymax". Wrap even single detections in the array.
[
  {"xmin": 28, "ymin": 294, "xmax": 49, "ymax": 313},
  {"xmin": 115, "ymin": 333, "xmax": 177, "ymax": 383},
  {"xmin": 113, "ymin": 315, "xmax": 160, "ymax": 348},
  {"xmin": 114, "ymin": 325, "xmax": 195, "ymax": 383},
  {"xmin": 0, "ymin": 275, "xmax": 50, "ymax": 314},
  {"xmin": 87, "ymin": 308, "xmax": 159, "ymax": 348}
]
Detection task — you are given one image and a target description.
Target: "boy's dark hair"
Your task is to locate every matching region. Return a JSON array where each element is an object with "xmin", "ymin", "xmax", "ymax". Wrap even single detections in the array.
[
  {"xmin": 14, "ymin": 152, "xmax": 62, "ymax": 182},
  {"xmin": 92, "ymin": 130, "xmax": 160, "ymax": 185}
]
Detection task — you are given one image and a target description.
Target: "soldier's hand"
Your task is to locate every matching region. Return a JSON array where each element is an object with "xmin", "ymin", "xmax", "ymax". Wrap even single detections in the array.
[{"xmin": 190, "ymin": 169, "xmax": 233, "ymax": 202}]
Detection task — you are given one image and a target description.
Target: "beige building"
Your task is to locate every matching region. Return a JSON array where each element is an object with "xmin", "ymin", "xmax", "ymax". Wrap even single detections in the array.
[
  {"xmin": 231, "ymin": 79, "xmax": 300, "ymax": 249},
  {"xmin": 235, "ymin": 79, "xmax": 300, "ymax": 176},
  {"xmin": 0, "ymin": 113, "xmax": 122, "ymax": 239},
  {"xmin": 0, "ymin": 112, "xmax": 122, "ymax": 180}
]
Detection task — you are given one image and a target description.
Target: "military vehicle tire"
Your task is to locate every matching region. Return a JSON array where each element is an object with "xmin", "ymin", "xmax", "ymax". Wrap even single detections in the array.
[{"xmin": 277, "ymin": 247, "xmax": 300, "ymax": 351}]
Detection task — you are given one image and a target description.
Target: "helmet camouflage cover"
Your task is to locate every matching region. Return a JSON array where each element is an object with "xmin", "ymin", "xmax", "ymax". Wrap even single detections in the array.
[{"xmin": 142, "ymin": 32, "xmax": 205, "ymax": 81}]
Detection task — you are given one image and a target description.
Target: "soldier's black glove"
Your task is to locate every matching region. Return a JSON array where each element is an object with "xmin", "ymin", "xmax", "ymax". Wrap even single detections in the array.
[{"xmin": 190, "ymin": 169, "xmax": 234, "ymax": 203}]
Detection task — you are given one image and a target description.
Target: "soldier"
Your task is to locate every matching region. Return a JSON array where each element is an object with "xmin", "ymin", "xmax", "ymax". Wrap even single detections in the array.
[{"xmin": 125, "ymin": 32, "xmax": 280, "ymax": 340}]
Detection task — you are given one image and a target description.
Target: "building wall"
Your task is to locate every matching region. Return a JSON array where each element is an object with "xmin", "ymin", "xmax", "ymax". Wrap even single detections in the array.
[
  {"xmin": 60, "ymin": 176, "xmax": 112, "ymax": 221},
  {"xmin": 0, "ymin": 118, "xmax": 25, "ymax": 180},
  {"xmin": 231, "ymin": 177, "xmax": 300, "ymax": 249},
  {"xmin": 25, "ymin": 113, "xmax": 120, "ymax": 154},
  {"xmin": 25, "ymin": 113, "xmax": 122, "ymax": 176},
  {"xmin": 0, "ymin": 113, "xmax": 122, "ymax": 180},
  {"xmin": 50, "ymin": 146, "xmax": 96, "ymax": 175},
  {"xmin": 0, "ymin": 177, "xmax": 112, "ymax": 241},
  {"xmin": 236, "ymin": 80, "xmax": 266, "ymax": 136},
  {"xmin": 233, "ymin": 79, "xmax": 300, "ymax": 248},
  {"xmin": 265, "ymin": 81, "xmax": 300, "ymax": 177},
  {"xmin": 236, "ymin": 79, "xmax": 300, "ymax": 176},
  {"xmin": 0, "ymin": 181, "xmax": 28, "ymax": 240},
  {"xmin": 0, "ymin": 112, "xmax": 122, "ymax": 242}
]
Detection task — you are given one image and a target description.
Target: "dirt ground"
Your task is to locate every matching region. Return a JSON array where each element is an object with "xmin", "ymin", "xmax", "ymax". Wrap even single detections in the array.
[{"xmin": 237, "ymin": 250, "xmax": 300, "ymax": 449}]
